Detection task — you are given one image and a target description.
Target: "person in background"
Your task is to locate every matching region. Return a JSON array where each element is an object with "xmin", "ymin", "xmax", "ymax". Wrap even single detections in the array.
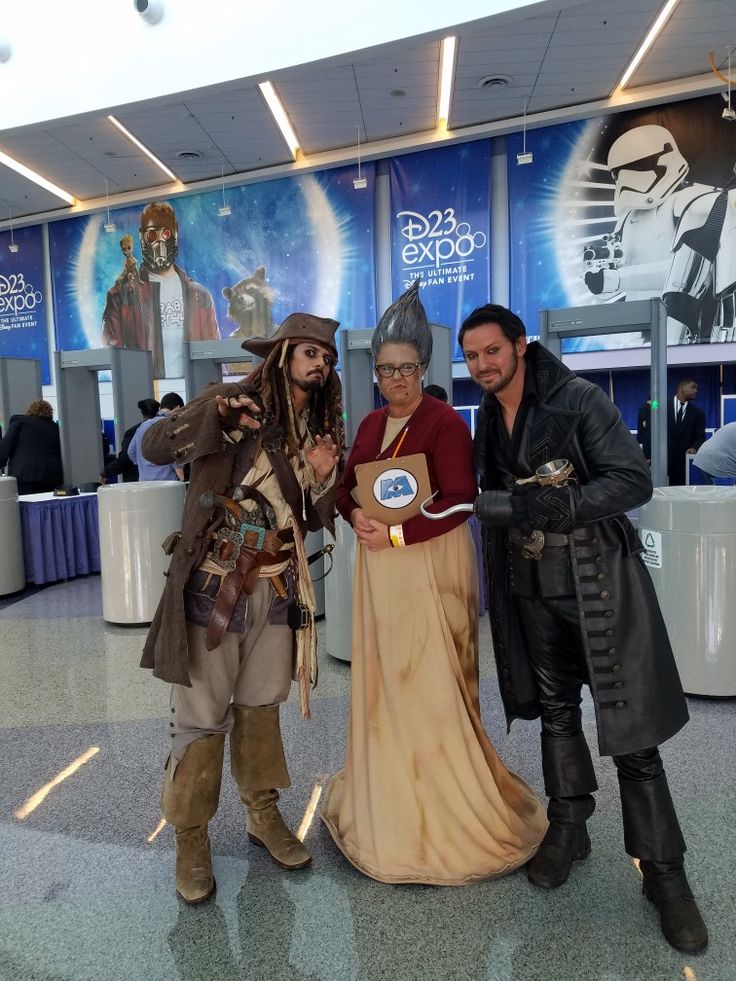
[
  {"xmin": 0, "ymin": 399, "xmax": 64, "ymax": 494},
  {"xmin": 128, "ymin": 392, "xmax": 186, "ymax": 481},
  {"xmin": 668, "ymin": 379, "xmax": 706, "ymax": 485},
  {"xmin": 693, "ymin": 422, "xmax": 736, "ymax": 481},
  {"xmin": 423, "ymin": 383, "xmax": 448, "ymax": 403},
  {"xmin": 101, "ymin": 398, "xmax": 160, "ymax": 483},
  {"xmin": 637, "ymin": 397, "xmax": 652, "ymax": 462}
]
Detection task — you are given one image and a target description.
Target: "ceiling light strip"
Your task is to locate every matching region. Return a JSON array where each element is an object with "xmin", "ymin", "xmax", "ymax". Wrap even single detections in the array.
[
  {"xmin": 259, "ymin": 81, "xmax": 300, "ymax": 159},
  {"xmin": 0, "ymin": 150, "xmax": 76, "ymax": 205},
  {"xmin": 616, "ymin": 0, "xmax": 681, "ymax": 91},
  {"xmin": 107, "ymin": 115, "xmax": 180, "ymax": 183},
  {"xmin": 438, "ymin": 36, "xmax": 457, "ymax": 127}
]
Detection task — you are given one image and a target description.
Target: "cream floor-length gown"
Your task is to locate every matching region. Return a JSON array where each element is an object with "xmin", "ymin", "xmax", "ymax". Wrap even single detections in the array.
[{"xmin": 322, "ymin": 522, "xmax": 547, "ymax": 885}]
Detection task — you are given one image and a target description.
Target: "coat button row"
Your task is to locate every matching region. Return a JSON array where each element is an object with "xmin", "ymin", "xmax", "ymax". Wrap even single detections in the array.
[
  {"xmin": 600, "ymin": 590, "xmax": 611, "ymax": 600},
  {"xmin": 615, "ymin": 701, "xmax": 626, "ymax": 709}
]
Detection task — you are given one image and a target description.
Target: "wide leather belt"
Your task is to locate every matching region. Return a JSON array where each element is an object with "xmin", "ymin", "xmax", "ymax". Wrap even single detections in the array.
[
  {"xmin": 204, "ymin": 526, "xmax": 293, "ymax": 651},
  {"xmin": 509, "ymin": 527, "xmax": 592, "ymax": 557}
]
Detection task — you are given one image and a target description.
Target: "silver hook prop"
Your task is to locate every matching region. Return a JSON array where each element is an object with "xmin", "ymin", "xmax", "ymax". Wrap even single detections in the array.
[{"xmin": 419, "ymin": 493, "xmax": 475, "ymax": 520}]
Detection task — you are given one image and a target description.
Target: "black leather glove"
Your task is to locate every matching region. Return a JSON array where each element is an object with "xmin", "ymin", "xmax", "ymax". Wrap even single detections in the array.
[
  {"xmin": 510, "ymin": 490, "xmax": 534, "ymax": 536},
  {"xmin": 512, "ymin": 482, "xmax": 574, "ymax": 534},
  {"xmin": 585, "ymin": 269, "xmax": 604, "ymax": 295},
  {"xmin": 473, "ymin": 490, "xmax": 512, "ymax": 528}
]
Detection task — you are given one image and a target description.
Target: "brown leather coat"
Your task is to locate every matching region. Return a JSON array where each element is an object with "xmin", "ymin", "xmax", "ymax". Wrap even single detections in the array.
[{"xmin": 140, "ymin": 381, "xmax": 335, "ymax": 686}]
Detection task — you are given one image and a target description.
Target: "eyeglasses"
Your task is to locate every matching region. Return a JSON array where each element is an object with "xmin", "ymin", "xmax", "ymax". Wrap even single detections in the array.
[{"xmin": 375, "ymin": 362, "xmax": 423, "ymax": 378}]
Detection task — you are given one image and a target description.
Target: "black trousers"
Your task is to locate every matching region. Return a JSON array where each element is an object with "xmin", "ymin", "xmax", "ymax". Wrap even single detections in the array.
[{"xmin": 514, "ymin": 593, "xmax": 686, "ymax": 863}]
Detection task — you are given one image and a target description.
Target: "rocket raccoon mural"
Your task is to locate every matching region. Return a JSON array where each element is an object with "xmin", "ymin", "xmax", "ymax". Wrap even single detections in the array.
[{"xmin": 222, "ymin": 265, "xmax": 276, "ymax": 339}]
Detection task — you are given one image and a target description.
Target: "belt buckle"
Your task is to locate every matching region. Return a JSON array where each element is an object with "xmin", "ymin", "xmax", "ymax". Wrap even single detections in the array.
[
  {"xmin": 240, "ymin": 522, "xmax": 266, "ymax": 551},
  {"xmin": 211, "ymin": 527, "xmax": 244, "ymax": 573},
  {"xmin": 521, "ymin": 530, "xmax": 545, "ymax": 561}
]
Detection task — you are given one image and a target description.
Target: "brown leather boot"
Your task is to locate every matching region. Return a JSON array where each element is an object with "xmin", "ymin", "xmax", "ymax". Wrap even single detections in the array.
[
  {"xmin": 242, "ymin": 787, "xmax": 312, "ymax": 869},
  {"xmin": 230, "ymin": 704, "xmax": 311, "ymax": 870},
  {"xmin": 161, "ymin": 733, "xmax": 225, "ymax": 904}
]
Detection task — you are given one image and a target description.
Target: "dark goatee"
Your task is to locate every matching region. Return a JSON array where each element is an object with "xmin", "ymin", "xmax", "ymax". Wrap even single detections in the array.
[{"xmin": 294, "ymin": 377, "xmax": 323, "ymax": 394}]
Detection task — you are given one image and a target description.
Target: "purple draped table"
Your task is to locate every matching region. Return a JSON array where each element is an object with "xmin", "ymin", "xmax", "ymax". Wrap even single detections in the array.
[{"xmin": 18, "ymin": 492, "xmax": 101, "ymax": 585}]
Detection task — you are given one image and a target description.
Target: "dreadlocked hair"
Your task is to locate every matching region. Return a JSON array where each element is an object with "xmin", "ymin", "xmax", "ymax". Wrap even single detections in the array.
[{"xmin": 245, "ymin": 340, "xmax": 345, "ymax": 464}]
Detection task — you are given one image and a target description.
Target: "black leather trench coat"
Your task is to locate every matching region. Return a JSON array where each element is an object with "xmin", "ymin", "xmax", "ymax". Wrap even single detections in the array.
[{"xmin": 476, "ymin": 343, "xmax": 688, "ymax": 757}]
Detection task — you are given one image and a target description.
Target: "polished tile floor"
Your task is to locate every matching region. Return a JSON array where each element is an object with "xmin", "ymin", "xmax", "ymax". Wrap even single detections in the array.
[{"xmin": 0, "ymin": 576, "xmax": 733, "ymax": 981}]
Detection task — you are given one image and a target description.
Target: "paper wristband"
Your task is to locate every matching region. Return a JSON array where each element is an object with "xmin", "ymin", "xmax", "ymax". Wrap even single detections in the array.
[{"xmin": 389, "ymin": 524, "xmax": 405, "ymax": 548}]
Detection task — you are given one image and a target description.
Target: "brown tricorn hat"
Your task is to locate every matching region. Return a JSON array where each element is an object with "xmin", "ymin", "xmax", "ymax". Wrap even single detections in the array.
[{"xmin": 241, "ymin": 312, "xmax": 340, "ymax": 359}]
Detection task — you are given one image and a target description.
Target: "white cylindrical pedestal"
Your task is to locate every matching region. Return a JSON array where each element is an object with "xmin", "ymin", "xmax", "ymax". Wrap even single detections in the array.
[
  {"xmin": 325, "ymin": 516, "xmax": 355, "ymax": 662},
  {"xmin": 639, "ymin": 486, "xmax": 736, "ymax": 697},
  {"xmin": 98, "ymin": 480, "xmax": 186, "ymax": 625},
  {"xmin": 0, "ymin": 476, "xmax": 25, "ymax": 595}
]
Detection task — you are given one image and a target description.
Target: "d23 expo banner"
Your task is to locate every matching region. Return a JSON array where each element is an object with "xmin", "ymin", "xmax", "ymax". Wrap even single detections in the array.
[
  {"xmin": 0, "ymin": 224, "xmax": 50, "ymax": 384},
  {"xmin": 390, "ymin": 140, "xmax": 492, "ymax": 358},
  {"xmin": 49, "ymin": 163, "xmax": 376, "ymax": 379},
  {"xmin": 508, "ymin": 94, "xmax": 736, "ymax": 352}
]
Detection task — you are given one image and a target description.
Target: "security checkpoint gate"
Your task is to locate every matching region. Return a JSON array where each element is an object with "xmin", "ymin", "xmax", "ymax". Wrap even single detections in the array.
[
  {"xmin": 540, "ymin": 298, "xmax": 668, "ymax": 488},
  {"xmin": 185, "ymin": 339, "xmax": 257, "ymax": 401},
  {"xmin": 54, "ymin": 347, "xmax": 154, "ymax": 487}
]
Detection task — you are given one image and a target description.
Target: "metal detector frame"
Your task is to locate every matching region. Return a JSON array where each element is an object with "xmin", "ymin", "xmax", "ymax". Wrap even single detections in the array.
[{"xmin": 539, "ymin": 298, "xmax": 667, "ymax": 487}]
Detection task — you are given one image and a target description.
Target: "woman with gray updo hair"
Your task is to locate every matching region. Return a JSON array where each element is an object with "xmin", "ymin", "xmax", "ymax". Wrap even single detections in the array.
[
  {"xmin": 369, "ymin": 278, "xmax": 433, "ymax": 365},
  {"xmin": 322, "ymin": 282, "xmax": 546, "ymax": 886}
]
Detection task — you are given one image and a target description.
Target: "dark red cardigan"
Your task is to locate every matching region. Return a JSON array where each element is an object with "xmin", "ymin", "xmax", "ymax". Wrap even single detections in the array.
[{"xmin": 335, "ymin": 395, "xmax": 478, "ymax": 546}]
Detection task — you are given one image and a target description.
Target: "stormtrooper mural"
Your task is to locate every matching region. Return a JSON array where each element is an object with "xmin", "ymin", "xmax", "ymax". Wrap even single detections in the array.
[
  {"xmin": 511, "ymin": 95, "xmax": 736, "ymax": 350},
  {"xmin": 575, "ymin": 116, "xmax": 736, "ymax": 344}
]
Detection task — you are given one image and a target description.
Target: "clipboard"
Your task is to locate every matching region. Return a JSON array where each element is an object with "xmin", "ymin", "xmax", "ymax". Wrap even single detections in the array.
[{"xmin": 354, "ymin": 452, "xmax": 432, "ymax": 524}]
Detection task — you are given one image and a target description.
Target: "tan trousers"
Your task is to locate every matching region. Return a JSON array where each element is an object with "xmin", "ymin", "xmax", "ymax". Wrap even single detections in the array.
[{"xmin": 168, "ymin": 578, "xmax": 293, "ymax": 763}]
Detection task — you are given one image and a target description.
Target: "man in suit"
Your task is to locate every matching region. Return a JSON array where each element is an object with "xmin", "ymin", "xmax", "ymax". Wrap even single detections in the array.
[
  {"xmin": 101, "ymin": 398, "xmax": 160, "ymax": 483},
  {"xmin": 637, "ymin": 398, "xmax": 652, "ymax": 461},
  {"xmin": 668, "ymin": 379, "xmax": 706, "ymax": 485}
]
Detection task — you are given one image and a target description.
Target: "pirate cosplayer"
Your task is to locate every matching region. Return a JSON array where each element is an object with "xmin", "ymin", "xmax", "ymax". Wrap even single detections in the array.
[
  {"xmin": 140, "ymin": 313, "xmax": 343, "ymax": 904},
  {"xmin": 458, "ymin": 304, "xmax": 708, "ymax": 954}
]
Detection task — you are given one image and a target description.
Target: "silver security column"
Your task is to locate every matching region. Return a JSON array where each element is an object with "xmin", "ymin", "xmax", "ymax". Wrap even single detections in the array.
[
  {"xmin": 539, "ymin": 298, "xmax": 667, "ymax": 488},
  {"xmin": 0, "ymin": 358, "xmax": 42, "ymax": 433}
]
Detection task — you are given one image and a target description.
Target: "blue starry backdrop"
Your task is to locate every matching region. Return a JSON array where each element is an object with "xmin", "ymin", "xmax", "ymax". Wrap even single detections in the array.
[
  {"xmin": 49, "ymin": 162, "xmax": 376, "ymax": 361},
  {"xmin": 390, "ymin": 140, "xmax": 492, "ymax": 360},
  {"xmin": 0, "ymin": 224, "xmax": 50, "ymax": 384},
  {"xmin": 508, "ymin": 94, "xmax": 736, "ymax": 352}
]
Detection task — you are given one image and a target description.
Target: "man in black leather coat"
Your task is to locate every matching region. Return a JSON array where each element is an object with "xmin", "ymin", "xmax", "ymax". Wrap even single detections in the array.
[{"xmin": 461, "ymin": 304, "xmax": 708, "ymax": 954}]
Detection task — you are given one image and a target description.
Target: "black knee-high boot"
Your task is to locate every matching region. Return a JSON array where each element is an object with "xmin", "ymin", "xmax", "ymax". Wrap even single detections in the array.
[
  {"xmin": 527, "ymin": 732, "xmax": 598, "ymax": 889},
  {"xmin": 615, "ymin": 749, "xmax": 708, "ymax": 954}
]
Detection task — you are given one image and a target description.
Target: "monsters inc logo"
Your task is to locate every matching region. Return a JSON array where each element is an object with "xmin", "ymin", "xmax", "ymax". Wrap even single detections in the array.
[
  {"xmin": 372, "ymin": 468, "xmax": 419, "ymax": 509},
  {"xmin": 397, "ymin": 207, "xmax": 487, "ymax": 270}
]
